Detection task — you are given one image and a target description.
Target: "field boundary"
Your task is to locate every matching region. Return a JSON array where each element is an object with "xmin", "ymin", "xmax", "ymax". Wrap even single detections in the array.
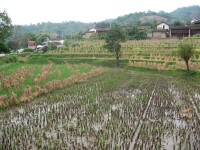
[{"xmin": 129, "ymin": 79, "xmax": 157, "ymax": 150}]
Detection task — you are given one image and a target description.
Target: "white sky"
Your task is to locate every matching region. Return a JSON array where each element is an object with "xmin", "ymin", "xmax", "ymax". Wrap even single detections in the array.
[{"xmin": 0, "ymin": 0, "xmax": 199, "ymax": 25}]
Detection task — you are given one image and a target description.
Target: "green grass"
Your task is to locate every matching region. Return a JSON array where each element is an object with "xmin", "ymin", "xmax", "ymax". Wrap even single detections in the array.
[
  {"xmin": 25, "ymin": 53, "xmax": 200, "ymax": 84},
  {"xmin": 126, "ymin": 66, "xmax": 200, "ymax": 85},
  {"xmin": 0, "ymin": 62, "xmax": 98, "ymax": 105}
]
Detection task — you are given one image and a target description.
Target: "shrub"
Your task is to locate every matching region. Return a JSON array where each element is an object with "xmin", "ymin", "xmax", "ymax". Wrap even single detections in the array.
[
  {"xmin": 0, "ymin": 41, "xmax": 10, "ymax": 54},
  {"xmin": 0, "ymin": 55, "xmax": 18, "ymax": 64},
  {"xmin": 23, "ymin": 48, "xmax": 34, "ymax": 53},
  {"xmin": 178, "ymin": 42, "xmax": 195, "ymax": 72},
  {"xmin": 8, "ymin": 55, "xmax": 18, "ymax": 63}
]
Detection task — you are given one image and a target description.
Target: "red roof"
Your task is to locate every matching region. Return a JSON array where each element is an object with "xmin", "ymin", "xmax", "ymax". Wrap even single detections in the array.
[{"xmin": 28, "ymin": 41, "xmax": 36, "ymax": 46}]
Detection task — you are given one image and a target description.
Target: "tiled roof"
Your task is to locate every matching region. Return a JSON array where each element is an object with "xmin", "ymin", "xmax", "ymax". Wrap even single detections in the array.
[{"xmin": 28, "ymin": 41, "xmax": 36, "ymax": 46}]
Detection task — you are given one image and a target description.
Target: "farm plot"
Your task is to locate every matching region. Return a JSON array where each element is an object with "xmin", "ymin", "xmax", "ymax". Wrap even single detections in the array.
[
  {"xmin": 48, "ymin": 39, "xmax": 200, "ymax": 70},
  {"xmin": 0, "ymin": 63, "xmax": 104, "ymax": 108},
  {"xmin": 0, "ymin": 70, "xmax": 200, "ymax": 149}
]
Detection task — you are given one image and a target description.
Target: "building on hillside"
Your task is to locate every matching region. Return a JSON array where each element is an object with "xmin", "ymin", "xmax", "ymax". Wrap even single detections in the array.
[
  {"xmin": 28, "ymin": 41, "xmax": 36, "ymax": 49},
  {"xmin": 83, "ymin": 28, "xmax": 110, "ymax": 38},
  {"xmin": 42, "ymin": 40, "xmax": 64, "ymax": 48},
  {"xmin": 170, "ymin": 21, "xmax": 200, "ymax": 38},
  {"xmin": 148, "ymin": 20, "xmax": 200, "ymax": 39},
  {"xmin": 151, "ymin": 22, "xmax": 169, "ymax": 38},
  {"xmin": 156, "ymin": 22, "xmax": 169, "ymax": 30},
  {"xmin": 152, "ymin": 29, "xmax": 169, "ymax": 38}
]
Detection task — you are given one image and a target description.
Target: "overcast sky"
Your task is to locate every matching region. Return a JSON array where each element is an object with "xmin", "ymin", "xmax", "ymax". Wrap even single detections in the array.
[{"xmin": 0, "ymin": 0, "xmax": 199, "ymax": 25}]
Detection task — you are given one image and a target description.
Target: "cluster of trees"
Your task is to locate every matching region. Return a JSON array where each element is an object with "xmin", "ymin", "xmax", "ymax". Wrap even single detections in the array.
[
  {"xmin": 171, "ymin": 5, "xmax": 200, "ymax": 22},
  {"xmin": 7, "ymin": 29, "xmax": 51, "ymax": 51},
  {"xmin": 13, "ymin": 21, "xmax": 92, "ymax": 38},
  {"xmin": 126, "ymin": 26, "xmax": 147, "ymax": 40},
  {"xmin": 100, "ymin": 27, "xmax": 147, "ymax": 40},
  {"xmin": 0, "ymin": 10, "xmax": 13, "ymax": 53}
]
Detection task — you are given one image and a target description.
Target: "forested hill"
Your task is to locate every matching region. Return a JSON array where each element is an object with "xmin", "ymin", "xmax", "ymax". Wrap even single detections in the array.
[
  {"xmin": 15, "ymin": 21, "xmax": 92, "ymax": 38},
  {"xmin": 15, "ymin": 5, "xmax": 200, "ymax": 36},
  {"xmin": 170, "ymin": 5, "xmax": 200, "ymax": 21},
  {"xmin": 112, "ymin": 5, "xmax": 200, "ymax": 25}
]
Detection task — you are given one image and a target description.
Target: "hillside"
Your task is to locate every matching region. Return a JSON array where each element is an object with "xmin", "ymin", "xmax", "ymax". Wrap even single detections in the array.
[
  {"xmin": 111, "ymin": 11, "xmax": 171, "ymax": 25},
  {"xmin": 14, "ymin": 5, "xmax": 200, "ymax": 37},
  {"xmin": 171, "ymin": 5, "xmax": 200, "ymax": 21},
  {"xmin": 139, "ymin": 15, "xmax": 168, "ymax": 23},
  {"xmin": 15, "ymin": 21, "xmax": 92, "ymax": 38},
  {"xmin": 112, "ymin": 5, "xmax": 200, "ymax": 25}
]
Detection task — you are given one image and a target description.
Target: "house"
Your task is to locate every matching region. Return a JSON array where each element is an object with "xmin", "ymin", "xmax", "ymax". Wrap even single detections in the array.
[
  {"xmin": 156, "ymin": 22, "xmax": 169, "ymax": 30},
  {"xmin": 151, "ymin": 23, "xmax": 169, "ymax": 38},
  {"xmin": 170, "ymin": 22, "xmax": 200, "ymax": 38},
  {"xmin": 42, "ymin": 40, "xmax": 64, "ymax": 48},
  {"xmin": 149, "ymin": 20, "xmax": 200, "ymax": 39},
  {"xmin": 28, "ymin": 41, "xmax": 36, "ymax": 49},
  {"xmin": 83, "ymin": 28, "xmax": 110, "ymax": 38},
  {"xmin": 152, "ymin": 29, "xmax": 169, "ymax": 38}
]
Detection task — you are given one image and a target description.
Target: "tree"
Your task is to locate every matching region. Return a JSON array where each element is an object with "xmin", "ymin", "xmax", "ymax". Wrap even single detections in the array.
[
  {"xmin": 174, "ymin": 20, "xmax": 183, "ymax": 26},
  {"xmin": 127, "ymin": 26, "xmax": 147, "ymax": 40},
  {"xmin": 0, "ymin": 41, "xmax": 10, "ymax": 53},
  {"xmin": 64, "ymin": 39, "xmax": 71, "ymax": 50},
  {"xmin": 36, "ymin": 34, "xmax": 50, "ymax": 45},
  {"xmin": 76, "ymin": 31, "xmax": 84, "ymax": 40},
  {"xmin": 25, "ymin": 32, "xmax": 37, "ymax": 41},
  {"xmin": 178, "ymin": 42, "xmax": 195, "ymax": 72},
  {"xmin": 7, "ymin": 25, "xmax": 23, "ymax": 50},
  {"xmin": 95, "ymin": 22, "xmax": 110, "ymax": 28},
  {"xmin": 104, "ymin": 25, "xmax": 126, "ymax": 66},
  {"xmin": 48, "ymin": 42, "xmax": 57, "ymax": 50},
  {"xmin": 0, "ymin": 10, "xmax": 13, "ymax": 53}
]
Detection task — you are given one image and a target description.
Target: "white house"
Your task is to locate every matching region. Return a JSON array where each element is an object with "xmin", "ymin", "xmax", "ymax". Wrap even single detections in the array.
[
  {"xmin": 157, "ymin": 23, "xmax": 169, "ymax": 30},
  {"xmin": 89, "ymin": 29, "xmax": 97, "ymax": 33}
]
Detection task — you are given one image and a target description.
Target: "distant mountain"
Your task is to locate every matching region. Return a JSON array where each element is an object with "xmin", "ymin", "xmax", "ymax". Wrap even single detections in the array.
[
  {"xmin": 15, "ymin": 21, "xmax": 92, "ymax": 38},
  {"xmin": 111, "ymin": 5, "xmax": 200, "ymax": 25},
  {"xmin": 14, "ymin": 5, "xmax": 200, "ymax": 37},
  {"xmin": 170, "ymin": 5, "xmax": 200, "ymax": 21}
]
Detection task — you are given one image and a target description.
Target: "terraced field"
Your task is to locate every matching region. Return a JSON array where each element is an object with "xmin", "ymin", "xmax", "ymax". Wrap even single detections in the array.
[
  {"xmin": 48, "ymin": 39, "xmax": 200, "ymax": 70},
  {"xmin": 1, "ymin": 69, "xmax": 200, "ymax": 149}
]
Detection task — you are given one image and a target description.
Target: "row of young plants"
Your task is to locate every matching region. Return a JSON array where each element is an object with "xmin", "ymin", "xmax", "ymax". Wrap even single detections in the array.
[
  {"xmin": 133, "ymin": 77, "xmax": 200, "ymax": 149},
  {"xmin": 1, "ymin": 70, "xmax": 199, "ymax": 149}
]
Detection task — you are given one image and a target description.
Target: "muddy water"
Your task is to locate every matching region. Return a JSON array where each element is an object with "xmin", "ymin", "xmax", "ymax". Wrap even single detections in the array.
[{"xmin": 1, "ymin": 77, "xmax": 200, "ymax": 149}]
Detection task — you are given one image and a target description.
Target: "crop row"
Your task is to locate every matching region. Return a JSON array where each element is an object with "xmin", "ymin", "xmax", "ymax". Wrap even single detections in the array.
[
  {"xmin": 48, "ymin": 39, "xmax": 200, "ymax": 70},
  {"xmin": 1, "ymin": 72, "xmax": 199, "ymax": 149}
]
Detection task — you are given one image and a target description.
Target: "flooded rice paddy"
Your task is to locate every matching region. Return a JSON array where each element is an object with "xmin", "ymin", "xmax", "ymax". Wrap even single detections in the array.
[{"xmin": 0, "ymin": 71, "xmax": 200, "ymax": 149}]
